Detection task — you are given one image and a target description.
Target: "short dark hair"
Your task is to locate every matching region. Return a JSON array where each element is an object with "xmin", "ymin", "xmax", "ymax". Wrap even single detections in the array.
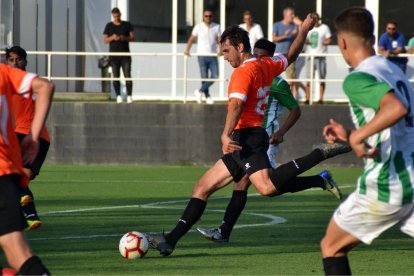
[
  {"xmin": 220, "ymin": 25, "xmax": 251, "ymax": 53},
  {"xmin": 335, "ymin": 7, "xmax": 374, "ymax": 42},
  {"xmin": 111, "ymin": 7, "xmax": 121, "ymax": 14},
  {"xmin": 386, "ymin": 20, "xmax": 397, "ymax": 27},
  {"xmin": 5, "ymin": 46, "xmax": 27, "ymax": 60},
  {"xmin": 254, "ymin": 39, "xmax": 276, "ymax": 56}
]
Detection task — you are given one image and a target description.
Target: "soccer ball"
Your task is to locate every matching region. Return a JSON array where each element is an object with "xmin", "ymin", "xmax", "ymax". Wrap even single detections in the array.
[{"xmin": 119, "ymin": 231, "xmax": 149, "ymax": 259}]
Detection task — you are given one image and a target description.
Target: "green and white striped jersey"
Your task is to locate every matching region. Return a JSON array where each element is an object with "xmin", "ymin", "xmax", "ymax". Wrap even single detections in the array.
[
  {"xmin": 262, "ymin": 76, "xmax": 298, "ymax": 134},
  {"xmin": 345, "ymin": 55, "xmax": 414, "ymax": 205}
]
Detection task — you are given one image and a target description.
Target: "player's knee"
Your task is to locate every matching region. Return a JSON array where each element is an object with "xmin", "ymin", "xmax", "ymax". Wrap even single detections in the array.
[
  {"xmin": 255, "ymin": 185, "xmax": 275, "ymax": 197},
  {"xmin": 320, "ymin": 236, "xmax": 337, "ymax": 257}
]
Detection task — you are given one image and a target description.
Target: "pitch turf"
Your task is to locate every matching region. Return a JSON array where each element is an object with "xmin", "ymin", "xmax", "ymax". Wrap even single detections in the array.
[{"xmin": 5, "ymin": 165, "xmax": 414, "ymax": 275}]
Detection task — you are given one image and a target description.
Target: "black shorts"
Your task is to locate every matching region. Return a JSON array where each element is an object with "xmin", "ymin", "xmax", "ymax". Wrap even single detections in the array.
[
  {"xmin": 16, "ymin": 133, "xmax": 50, "ymax": 180},
  {"xmin": 222, "ymin": 127, "xmax": 271, "ymax": 183},
  {"xmin": 0, "ymin": 174, "xmax": 28, "ymax": 235}
]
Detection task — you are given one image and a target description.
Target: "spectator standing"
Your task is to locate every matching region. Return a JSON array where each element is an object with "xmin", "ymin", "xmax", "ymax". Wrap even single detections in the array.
[
  {"xmin": 378, "ymin": 21, "xmax": 408, "ymax": 73},
  {"xmin": 103, "ymin": 7, "xmax": 135, "ymax": 104},
  {"xmin": 273, "ymin": 7, "xmax": 300, "ymax": 98},
  {"xmin": 239, "ymin": 10, "xmax": 264, "ymax": 50},
  {"xmin": 185, "ymin": 9, "xmax": 221, "ymax": 105},
  {"xmin": 305, "ymin": 13, "xmax": 332, "ymax": 104}
]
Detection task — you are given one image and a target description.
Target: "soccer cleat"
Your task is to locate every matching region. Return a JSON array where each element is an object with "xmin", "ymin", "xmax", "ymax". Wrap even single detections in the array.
[
  {"xmin": 25, "ymin": 219, "xmax": 42, "ymax": 231},
  {"xmin": 144, "ymin": 232, "xmax": 174, "ymax": 257},
  {"xmin": 196, "ymin": 227, "xmax": 229, "ymax": 243},
  {"xmin": 20, "ymin": 195, "xmax": 32, "ymax": 207},
  {"xmin": 206, "ymin": 96, "xmax": 214, "ymax": 105},
  {"xmin": 313, "ymin": 142, "xmax": 352, "ymax": 159},
  {"xmin": 126, "ymin": 96, "xmax": 133, "ymax": 104},
  {"xmin": 116, "ymin": 95, "xmax": 123, "ymax": 103},
  {"xmin": 320, "ymin": 170, "xmax": 342, "ymax": 200},
  {"xmin": 194, "ymin": 89, "xmax": 203, "ymax": 104}
]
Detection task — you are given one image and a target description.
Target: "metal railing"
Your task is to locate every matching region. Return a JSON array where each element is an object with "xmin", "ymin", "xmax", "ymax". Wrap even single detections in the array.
[{"xmin": 8, "ymin": 51, "xmax": 414, "ymax": 104}]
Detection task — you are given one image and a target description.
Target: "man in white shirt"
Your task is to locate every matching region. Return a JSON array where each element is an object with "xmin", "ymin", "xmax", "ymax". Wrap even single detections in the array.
[
  {"xmin": 239, "ymin": 10, "xmax": 264, "ymax": 51},
  {"xmin": 305, "ymin": 13, "xmax": 332, "ymax": 104},
  {"xmin": 184, "ymin": 9, "xmax": 221, "ymax": 104}
]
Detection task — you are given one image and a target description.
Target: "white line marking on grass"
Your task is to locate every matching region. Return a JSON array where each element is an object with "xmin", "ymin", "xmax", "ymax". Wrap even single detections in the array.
[{"xmin": 30, "ymin": 185, "xmax": 354, "ymax": 241}]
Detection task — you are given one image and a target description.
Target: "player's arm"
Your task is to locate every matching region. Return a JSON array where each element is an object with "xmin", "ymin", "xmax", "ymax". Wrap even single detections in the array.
[
  {"xmin": 286, "ymin": 13, "xmax": 317, "ymax": 65},
  {"xmin": 221, "ymin": 98, "xmax": 244, "ymax": 154},
  {"xmin": 21, "ymin": 78, "xmax": 54, "ymax": 164},
  {"xmin": 270, "ymin": 79, "xmax": 301, "ymax": 144},
  {"xmin": 350, "ymin": 91, "xmax": 406, "ymax": 158},
  {"xmin": 184, "ymin": 35, "xmax": 197, "ymax": 56}
]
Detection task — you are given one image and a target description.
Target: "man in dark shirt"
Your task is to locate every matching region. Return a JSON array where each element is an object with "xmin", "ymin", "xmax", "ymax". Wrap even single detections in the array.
[{"xmin": 103, "ymin": 7, "xmax": 135, "ymax": 103}]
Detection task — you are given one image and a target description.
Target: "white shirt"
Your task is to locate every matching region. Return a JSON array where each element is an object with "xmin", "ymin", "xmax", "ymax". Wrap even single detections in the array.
[
  {"xmin": 239, "ymin": 23, "xmax": 264, "ymax": 49},
  {"xmin": 306, "ymin": 23, "xmax": 331, "ymax": 54},
  {"xmin": 192, "ymin": 22, "xmax": 221, "ymax": 55}
]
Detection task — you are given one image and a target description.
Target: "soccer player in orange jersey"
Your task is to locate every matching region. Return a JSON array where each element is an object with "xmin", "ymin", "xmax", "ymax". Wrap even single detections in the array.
[
  {"xmin": 6, "ymin": 46, "xmax": 50, "ymax": 231},
  {"xmin": 0, "ymin": 61, "xmax": 53, "ymax": 273},
  {"xmin": 146, "ymin": 14, "xmax": 324, "ymax": 256}
]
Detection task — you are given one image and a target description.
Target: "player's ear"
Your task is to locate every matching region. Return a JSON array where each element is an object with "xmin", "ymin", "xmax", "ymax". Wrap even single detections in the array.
[{"xmin": 237, "ymin": 42, "xmax": 245, "ymax": 53}]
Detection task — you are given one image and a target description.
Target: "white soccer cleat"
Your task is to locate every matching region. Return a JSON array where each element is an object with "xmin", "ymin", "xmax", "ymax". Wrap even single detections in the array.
[
  {"xmin": 127, "ymin": 96, "xmax": 133, "ymax": 104},
  {"xmin": 116, "ymin": 95, "xmax": 123, "ymax": 103}
]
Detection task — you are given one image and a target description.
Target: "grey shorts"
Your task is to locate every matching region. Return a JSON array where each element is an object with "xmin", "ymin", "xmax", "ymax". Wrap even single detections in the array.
[{"xmin": 306, "ymin": 57, "xmax": 326, "ymax": 79}]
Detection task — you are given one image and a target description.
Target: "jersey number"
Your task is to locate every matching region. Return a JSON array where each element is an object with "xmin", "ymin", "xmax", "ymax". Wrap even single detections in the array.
[{"xmin": 255, "ymin": 86, "xmax": 270, "ymax": 115}]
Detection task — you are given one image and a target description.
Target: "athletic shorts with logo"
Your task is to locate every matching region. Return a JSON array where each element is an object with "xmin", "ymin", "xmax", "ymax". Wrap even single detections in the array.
[
  {"xmin": 222, "ymin": 127, "xmax": 271, "ymax": 182},
  {"xmin": 333, "ymin": 192, "xmax": 414, "ymax": 244},
  {"xmin": 16, "ymin": 133, "xmax": 50, "ymax": 180}
]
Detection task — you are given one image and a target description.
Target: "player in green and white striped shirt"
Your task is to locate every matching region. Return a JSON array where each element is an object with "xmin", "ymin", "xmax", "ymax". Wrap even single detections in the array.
[{"xmin": 320, "ymin": 8, "xmax": 414, "ymax": 275}]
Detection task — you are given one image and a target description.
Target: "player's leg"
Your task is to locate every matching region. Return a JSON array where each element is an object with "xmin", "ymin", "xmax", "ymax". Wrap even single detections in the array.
[
  {"xmin": 0, "ymin": 174, "xmax": 49, "ymax": 274},
  {"xmin": 320, "ymin": 218, "xmax": 357, "ymax": 275},
  {"xmin": 20, "ymin": 137, "xmax": 50, "ymax": 231},
  {"xmin": 147, "ymin": 159, "xmax": 234, "ymax": 256},
  {"xmin": 121, "ymin": 57, "xmax": 133, "ymax": 97},
  {"xmin": 197, "ymin": 175, "xmax": 250, "ymax": 242},
  {"xmin": 321, "ymin": 192, "xmax": 414, "ymax": 275}
]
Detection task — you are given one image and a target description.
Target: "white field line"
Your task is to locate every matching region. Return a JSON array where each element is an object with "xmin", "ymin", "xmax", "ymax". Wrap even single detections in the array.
[{"xmin": 29, "ymin": 184, "xmax": 354, "ymax": 241}]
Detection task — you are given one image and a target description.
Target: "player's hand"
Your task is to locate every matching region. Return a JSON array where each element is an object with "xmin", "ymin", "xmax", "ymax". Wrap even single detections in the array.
[
  {"xmin": 112, "ymin": 34, "xmax": 120, "ymax": 41},
  {"xmin": 322, "ymin": 118, "xmax": 348, "ymax": 143},
  {"xmin": 184, "ymin": 50, "xmax": 191, "ymax": 56},
  {"xmin": 301, "ymin": 13, "xmax": 318, "ymax": 33},
  {"xmin": 20, "ymin": 135, "xmax": 39, "ymax": 166},
  {"xmin": 270, "ymin": 132, "xmax": 284, "ymax": 145},
  {"xmin": 221, "ymin": 135, "xmax": 242, "ymax": 154},
  {"xmin": 349, "ymin": 134, "xmax": 380, "ymax": 159}
]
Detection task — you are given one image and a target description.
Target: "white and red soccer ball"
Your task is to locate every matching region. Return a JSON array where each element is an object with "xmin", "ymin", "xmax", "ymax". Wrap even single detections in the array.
[{"xmin": 119, "ymin": 231, "xmax": 149, "ymax": 259}]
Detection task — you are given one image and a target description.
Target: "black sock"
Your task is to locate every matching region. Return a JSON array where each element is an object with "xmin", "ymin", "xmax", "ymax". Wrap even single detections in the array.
[
  {"xmin": 219, "ymin": 190, "xmax": 247, "ymax": 239},
  {"xmin": 277, "ymin": 175, "xmax": 324, "ymax": 194},
  {"xmin": 18, "ymin": 256, "xmax": 50, "ymax": 275},
  {"xmin": 323, "ymin": 256, "xmax": 352, "ymax": 275},
  {"xmin": 165, "ymin": 198, "xmax": 206, "ymax": 246},
  {"xmin": 22, "ymin": 188, "xmax": 39, "ymax": 219},
  {"xmin": 270, "ymin": 149, "xmax": 324, "ymax": 190}
]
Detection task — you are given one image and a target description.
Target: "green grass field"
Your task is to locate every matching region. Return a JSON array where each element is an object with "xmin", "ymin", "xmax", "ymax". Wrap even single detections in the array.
[{"xmin": 4, "ymin": 165, "xmax": 414, "ymax": 275}]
